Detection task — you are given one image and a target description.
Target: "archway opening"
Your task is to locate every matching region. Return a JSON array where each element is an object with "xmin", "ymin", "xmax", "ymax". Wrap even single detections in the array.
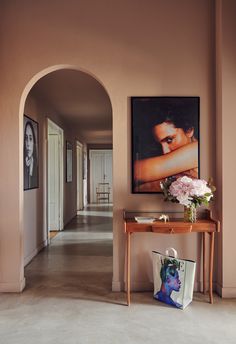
[{"xmin": 20, "ymin": 66, "xmax": 113, "ymax": 296}]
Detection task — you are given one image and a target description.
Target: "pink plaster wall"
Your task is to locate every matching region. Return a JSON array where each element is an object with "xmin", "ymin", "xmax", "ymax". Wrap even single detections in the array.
[
  {"xmin": 0, "ymin": 0, "xmax": 234, "ymax": 295},
  {"xmin": 23, "ymin": 93, "xmax": 79, "ymax": 266},
  {"xmin": 220, "ymin": 0, "xmax": 236, "ymax": 296}
]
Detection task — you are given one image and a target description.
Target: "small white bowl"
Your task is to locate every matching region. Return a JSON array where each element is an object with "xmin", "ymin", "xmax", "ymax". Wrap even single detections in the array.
[{"xmin": 135, "ymin": 217, "xmax": 156, "ymax": 224}]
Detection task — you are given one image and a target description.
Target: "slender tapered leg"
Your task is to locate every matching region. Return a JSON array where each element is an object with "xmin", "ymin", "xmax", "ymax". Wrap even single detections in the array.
[
  {"xmin": 209, "ymin": 232, "xmax": 215, "ymax": 304},
  {"xmin": 203, "ymin": 232, "xmax": 207, "ymax": 294},
  {"xmin": 127, "ymin": 231, "xmax": 131, "ymax": 306}
]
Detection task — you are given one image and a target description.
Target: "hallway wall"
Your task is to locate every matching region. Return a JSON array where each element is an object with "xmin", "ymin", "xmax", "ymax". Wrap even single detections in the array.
[
  {"xmin": 23, "ymin": 93, "xmax": 79, "ymax": 266},
  {"xmin": 0, "ymin": 0, "xmax": 234, "ymax": 295},
  {"xmin": 23, "ymin": 95, "xmax": 47, "ymax": 266},
  {"xmin": 216, "ymin": 0, "xmax": 236, "ymax": 297}
]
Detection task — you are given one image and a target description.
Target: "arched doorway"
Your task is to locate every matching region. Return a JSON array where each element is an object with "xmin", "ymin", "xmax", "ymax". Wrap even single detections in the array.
[{"xmin": 20, "ymin": 65, "xmax": 113, "ymax": 290}]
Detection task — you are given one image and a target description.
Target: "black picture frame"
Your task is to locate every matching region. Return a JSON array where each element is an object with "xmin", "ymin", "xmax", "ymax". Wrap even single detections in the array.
[
  {"xmin": 66, "ymin": 141, "xmax": 73, "ymax": 182},
  {"xmin": 131, "ymin": 96, "xmax": 200, "ymax": 193},
  {"xmin": 23, "ymin": 115, "xmax": 39, "ymax": 190}
]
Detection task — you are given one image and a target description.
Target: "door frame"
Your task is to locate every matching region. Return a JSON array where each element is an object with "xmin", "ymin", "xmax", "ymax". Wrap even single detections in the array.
[
  {"xmin": 47, "ymin": 118, "xmax": 64, "ymax": 241},
  {"xmin": 89, "ymin": 149, "xmax": 113, "ymax": 204},
  {"xmin": 76, "ymin": 140, "xmax": 83, "ymax": 211}
]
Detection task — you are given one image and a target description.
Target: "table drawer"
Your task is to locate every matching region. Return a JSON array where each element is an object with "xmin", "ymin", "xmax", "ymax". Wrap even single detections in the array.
[{"xmin": 152, "ymin": 225, "xmax": 192, "ymax": 234}]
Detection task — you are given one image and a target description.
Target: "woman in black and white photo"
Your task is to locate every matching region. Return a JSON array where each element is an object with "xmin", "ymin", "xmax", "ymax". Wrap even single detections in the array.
[{"xmin": 24, "ymin": 116, "xmax": 38, "ymax": 190}]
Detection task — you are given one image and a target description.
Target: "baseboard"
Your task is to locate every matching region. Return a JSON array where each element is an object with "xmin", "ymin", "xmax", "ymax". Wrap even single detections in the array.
[
  {"xmin": 0, "ymin": 277, "xmax": 26, "ymax": 292},
  {"xmin": 24, "ymin": 239, "xmax": 48, "ymax": 266},
  {"xmin": 216, "ymin": 283, "xmax": 222, "ymax": 297},
  {"xmin": 114, "ymin": 279, "xmax": 231, "ymax": 296},
  {"xmin": 116, "ymin": 281, "xmax": 153, "ymax": 292},
  {"xmin": 129, "ymin": 281, "xmax": 154, "ymax": 292},
  {"xmin": 195, "ymin": 281, "xmax": 209, "ymax": 292},
  {"xmin": 220, "ymin": 286, "xmax": 236, "ymax": 298},
  {"xmin": 122, "ymin": 281, "xmax": 204, "ymax": 292},
  {"xmin": 196, "ymin": 281, "xmax": 220, "ymax": 294},
  {"xmin": 116, "ymin": 280, "xmax": 219, "ymax": 293},
  {"xmin": 112, "ymin": 281, "xmax": 153, "ymax": 292},
  {"xmin": 215, "ymin": 282, "xmax": 236, "ymax": 298},
  {"xmin": 112, "ymin": 280, "xmax": 123, "ymax": 292}
]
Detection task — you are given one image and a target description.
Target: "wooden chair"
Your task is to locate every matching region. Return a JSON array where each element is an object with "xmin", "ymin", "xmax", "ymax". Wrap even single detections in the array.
[{"xmin": 96, "ymin": 182, "xmax": 110, "ymax": 203}]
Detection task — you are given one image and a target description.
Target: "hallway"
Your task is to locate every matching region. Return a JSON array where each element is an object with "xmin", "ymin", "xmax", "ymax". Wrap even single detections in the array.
[
  {"xmin": 26, "ymin": 205, "xmax": 114, "ymax": 302},
  {"xmin": 0, "ymin": 206, "xmax": 236, "ymax": 344}
]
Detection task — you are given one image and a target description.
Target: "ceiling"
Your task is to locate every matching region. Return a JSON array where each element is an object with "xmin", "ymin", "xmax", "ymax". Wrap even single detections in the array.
[{"xmin": 30, "ymin": 69, "xmax": 112, "ymax": 143}]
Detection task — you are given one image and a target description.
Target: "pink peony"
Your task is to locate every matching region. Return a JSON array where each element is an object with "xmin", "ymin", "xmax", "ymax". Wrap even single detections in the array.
[{"xmin": 168, "ymin": 176, "xmax": 213, "ymax": 207}]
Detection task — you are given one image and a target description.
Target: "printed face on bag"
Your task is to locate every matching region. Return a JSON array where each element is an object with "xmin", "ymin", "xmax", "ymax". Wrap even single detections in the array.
[
  {"xmin": 154, "ymin": 261, "xmax": 182, "ymax": 309},
  {"xmin": 166, "ymin": 267, "xmax": 181, "ymax": 292}
]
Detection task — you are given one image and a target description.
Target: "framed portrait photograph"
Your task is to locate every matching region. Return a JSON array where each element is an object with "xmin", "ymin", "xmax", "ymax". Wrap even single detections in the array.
[
  {"xmin": 66, "ymin": 141, "xmax": 73, "ymax": 182},
  {"xmin": 24, "ymin": 115, "xmax": 39, "ymax": 190},
  {"xmin": 131, "ymin": 96, "xmax": 200, "ymax": 193}
]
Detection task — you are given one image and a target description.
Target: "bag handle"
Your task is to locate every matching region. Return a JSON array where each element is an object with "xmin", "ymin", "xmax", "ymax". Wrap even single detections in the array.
[{"xmin": 165, "ymin": 247, "xmax": 178, "ymax": 258}]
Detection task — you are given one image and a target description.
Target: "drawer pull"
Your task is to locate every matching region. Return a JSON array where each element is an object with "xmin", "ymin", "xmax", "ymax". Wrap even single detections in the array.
[{"xmin": 151, "ymin": 225, "xmax": 192, "ymax": 233}]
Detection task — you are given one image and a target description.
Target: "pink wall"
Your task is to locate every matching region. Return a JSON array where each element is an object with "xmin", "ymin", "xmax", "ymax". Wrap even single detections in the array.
[
  {"xmin": 23, "ymin": 95, "xmax": 47, "ymax": 266},
  {"xmin": 219, "ymin": 0, "xmax": 236, "ymax": 297},
  {"xmin": 0, "ymin": 0, "xmax": 235, "ymax": 296},
  {"xmin": 23, "ymin": 93, "xmax": 80, "ymax": 266}
]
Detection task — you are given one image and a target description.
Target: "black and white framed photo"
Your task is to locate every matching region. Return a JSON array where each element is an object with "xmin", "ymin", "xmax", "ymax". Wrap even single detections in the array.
[
  {"xmin": 131, "ymin": 96, "xmax": 200, "ymax": 193},
  {"xmin": 24, "ymin": 115, "xmax": 39, "ymax": 190},
  {"xmin": 66, "ymin": 141, "xmax": 73, "ymax": 182}
]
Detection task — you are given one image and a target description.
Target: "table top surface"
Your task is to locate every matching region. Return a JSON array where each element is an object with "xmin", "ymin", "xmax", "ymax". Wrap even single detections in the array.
[
  {"xmin": 125, "ymin": 218, "xmax": 215, "ymax": 223},
  {"xmin": 124, "ymin": 218, "xmax": 220, "ymax": 233}
]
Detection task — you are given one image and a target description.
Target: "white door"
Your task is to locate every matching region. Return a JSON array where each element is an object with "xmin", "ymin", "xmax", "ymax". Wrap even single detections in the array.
[
  {"xmin": 48, "ymin": 134, "xmax": 60, "ymax": 231},
  {"xmin": 103, "ymin": 151, "xmax": 113, "ymax": 201},
  {"xmin": 83, "ymin": 149, "xmax": 88, "ymax": 207},
  {"xmin": 90, "ymin": 150, "xmax": 113, "ymax": 203},
  {"xmin": 77, "ymin": 142, "xmax": 83, "ymax": 211}
]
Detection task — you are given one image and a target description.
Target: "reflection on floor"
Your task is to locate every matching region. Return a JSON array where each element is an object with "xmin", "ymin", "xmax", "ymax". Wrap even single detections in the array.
[
  {"xmin": 77, "ymin": 204, "xmax": 113, "ymax": 219},
  {"xmin": 0, "ymin": 204, "xmax": 236, "ymax": 343},
  {"xmin": 49, "ymin": 231, "xmax": 59, "ymax": 239}
]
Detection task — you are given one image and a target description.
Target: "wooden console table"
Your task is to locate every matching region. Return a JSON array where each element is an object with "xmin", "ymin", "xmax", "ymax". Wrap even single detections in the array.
[{"xmin": 124, "ymin": 210, "xmax": 220, "ymax": 306}]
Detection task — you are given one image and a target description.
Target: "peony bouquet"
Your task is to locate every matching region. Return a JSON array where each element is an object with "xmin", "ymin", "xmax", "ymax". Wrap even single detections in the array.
[{"xmin": 160, "ymin": 176, "xmax": 215, "ymax": 222}]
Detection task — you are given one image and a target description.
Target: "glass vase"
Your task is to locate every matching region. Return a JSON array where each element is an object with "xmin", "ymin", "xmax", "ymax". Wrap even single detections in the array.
[{"xmin": 184, "ymin": 205, "xmax": 197, "ymax": 223}]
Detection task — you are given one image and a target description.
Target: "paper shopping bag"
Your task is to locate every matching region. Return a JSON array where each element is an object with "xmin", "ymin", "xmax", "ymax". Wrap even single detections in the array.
[{"xmin": 152, "ymin": 248, "xmax": 196, "ymax": 309}]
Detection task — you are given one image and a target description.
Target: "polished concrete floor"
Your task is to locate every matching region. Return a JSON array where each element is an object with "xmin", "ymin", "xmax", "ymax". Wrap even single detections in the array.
[{"xmin": 0, "ymin": 205, "xmax": 236, "ymax": 344}]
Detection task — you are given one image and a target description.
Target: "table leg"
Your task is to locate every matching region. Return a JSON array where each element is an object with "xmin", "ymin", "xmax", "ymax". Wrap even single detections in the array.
[
  {"xmin": 127, "ymin": 231, "xmax": 131, "ymax": 306},
  {"xmin": 203, "ymin": 232, "xmax": 206, "ymax": 294},
  {"xmin": 209, "ymin": 232, "xmax": 215, "ymax": 304}
]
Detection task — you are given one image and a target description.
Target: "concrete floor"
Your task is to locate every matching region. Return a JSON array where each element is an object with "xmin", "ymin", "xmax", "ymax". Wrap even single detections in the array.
[{"xmin": 0, "ymin": 205, "xmax": 236, "ymax": 344}]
